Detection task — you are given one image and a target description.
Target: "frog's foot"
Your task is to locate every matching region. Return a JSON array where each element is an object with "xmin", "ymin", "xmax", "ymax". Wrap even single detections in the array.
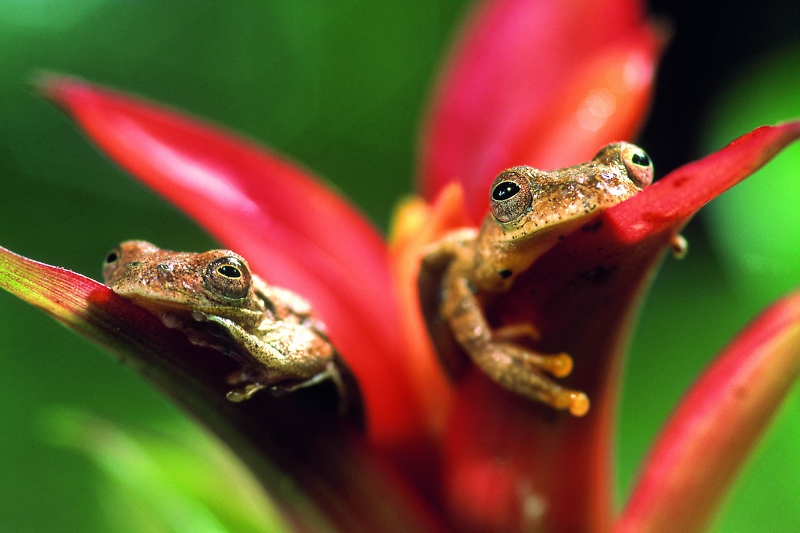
[
  {"xmin": 670, "ymin": 234, "xmax": 688, "ymax": 259},
  {"xmin": 223, "ymin": 367, "xmax": 269, "ymax": 402},
  {"xmin": 473, "ymin": 342, "xmax": 590, "ymax": 416},
  {"xmin": 491, "ymin": 325, "xmax": 573, "ymax": 377},
  {"xmin": 226, "ymin": 381, "xmax": 268, "ymax": 402}
]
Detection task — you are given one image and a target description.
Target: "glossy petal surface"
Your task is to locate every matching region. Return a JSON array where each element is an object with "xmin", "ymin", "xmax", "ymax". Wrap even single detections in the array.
[
  {"xmin": 419, "ymin": 0, "xmax": 662, "ymax": 222},
  {"xmin": 39, "ymin": 76, "xmax": 422, "ymax": 446}
]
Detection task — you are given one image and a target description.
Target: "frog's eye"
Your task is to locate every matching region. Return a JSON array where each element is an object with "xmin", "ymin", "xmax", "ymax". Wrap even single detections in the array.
[
  {"xmin": 102, "ymin": 247, "xmax": 123, "ymax": 281},
  {"xmin": 490, "ymin": 170, "xmax": 532, "ymax": 223},
  {"xmin": 218, "ymin": 264, "xmax": 242, "ymax": 278},
  {"xmin": 204, "ymin": 257, "xmax": 251, "ymax": 300},
  {"xmin": 620, "ymin": 144, "xmax": 653, "ymax": 187}
]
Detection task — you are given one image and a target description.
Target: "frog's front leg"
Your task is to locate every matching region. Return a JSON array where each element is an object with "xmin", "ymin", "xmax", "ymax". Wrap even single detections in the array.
[
  {"xmin": 203, "ymin": 315, "xmax": 348, "ymax": 413},
  {"xmin": 442, "ymin": 273, "xmax": 590, "ymax": 416}
]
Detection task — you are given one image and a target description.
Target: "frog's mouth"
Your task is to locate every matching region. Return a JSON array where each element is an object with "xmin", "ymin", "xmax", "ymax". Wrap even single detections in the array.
[
  {"xmin": 115, "ymin": 292, "xmax": 196, "ymax": 317},
  {"xmin": 141, "ymin": 306, "xmax": 254, "ymax": 367},
  {"xmin": 121, "ymin": 292, "xmax": 261, "ymax": 325}
]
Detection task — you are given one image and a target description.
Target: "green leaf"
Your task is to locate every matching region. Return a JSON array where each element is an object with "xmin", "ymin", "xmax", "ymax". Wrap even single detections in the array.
[{"xmin": 40, "ymin": 406, "xmax": 288, "ymax": 533}]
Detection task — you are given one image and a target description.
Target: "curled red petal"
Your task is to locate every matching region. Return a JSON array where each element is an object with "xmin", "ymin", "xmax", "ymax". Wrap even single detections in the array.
[
  {"xmin": 0, "ymin": 244, "xmax": 445, "ymax": 532},
  {"xmin": 419, "ymin": 0, "xmax": 662, "ymax": 222},
  {"xmin": 608, "ymin": 120, "xmax": 800, "ymax": 244},
  {"xmin": 615, "ymin": 288, "xmax": 800, "ymax": 533},
  {"xmin": 38, "ymin": 75, "xmax": 424, "ymax": 446}
]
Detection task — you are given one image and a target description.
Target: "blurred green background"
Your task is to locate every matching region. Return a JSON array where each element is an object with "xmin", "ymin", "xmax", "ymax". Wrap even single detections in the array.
[{"xmin": 0, "ymin": 0, "xmax": 798, "ymax": 531}]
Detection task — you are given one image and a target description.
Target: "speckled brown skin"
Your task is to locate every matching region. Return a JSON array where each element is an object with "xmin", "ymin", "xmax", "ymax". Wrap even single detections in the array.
[
  {"xmin": 420, "ymin": 143, "xmax": 653, "ymax": 416},
  {"xmin": 103, "ymin": 241, "xmax": 350, "ymax": 413}
]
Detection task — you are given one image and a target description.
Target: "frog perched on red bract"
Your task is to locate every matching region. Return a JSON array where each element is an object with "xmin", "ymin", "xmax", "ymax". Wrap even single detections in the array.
[{"xmin": 2, "ymin": 0, "xmax": 800, "ymax": 531}]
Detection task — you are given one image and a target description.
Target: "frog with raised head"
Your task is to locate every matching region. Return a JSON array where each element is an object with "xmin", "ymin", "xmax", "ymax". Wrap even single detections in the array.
[
  {"xmin": 419, "ymin": 143, "xmax": 655, "ymax": 416},
  {"xmin": 103, "ymin": 241, "xmax": 358, "ymax": 418}
]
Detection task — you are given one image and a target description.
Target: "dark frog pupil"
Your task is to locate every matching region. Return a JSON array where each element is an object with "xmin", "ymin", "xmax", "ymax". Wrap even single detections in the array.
[
  {"xmin": 218, "ymin": 264, "xmax": 242, "ymax": 278},
  {"xmin": 492, "ymin": 181, "xmax": 520, "ymax": 201},
  {"xmin": 631, "ymin": 152, "xmax": 650, "ymax": 167}
]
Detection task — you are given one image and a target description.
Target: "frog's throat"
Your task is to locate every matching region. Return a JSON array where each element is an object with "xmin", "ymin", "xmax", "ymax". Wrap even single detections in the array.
[{"xmin": 475, "ymin": 216, "xmax": 596, "ymax": 290}]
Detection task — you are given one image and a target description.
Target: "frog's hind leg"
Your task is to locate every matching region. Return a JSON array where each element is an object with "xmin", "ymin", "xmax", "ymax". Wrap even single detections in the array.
[{"xmin": 443, "ymin": 276, "xmax": 590, "ymax": 416}]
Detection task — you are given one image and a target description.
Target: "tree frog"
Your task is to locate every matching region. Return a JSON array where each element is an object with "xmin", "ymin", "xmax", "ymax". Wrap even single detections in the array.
[
  {"xmin": 103, "ymin": 241, "xmax": 357, "ymax": 417},
  {"xmin": 419, "ymin": 143, "xmax": 654, "ymax": 416}
]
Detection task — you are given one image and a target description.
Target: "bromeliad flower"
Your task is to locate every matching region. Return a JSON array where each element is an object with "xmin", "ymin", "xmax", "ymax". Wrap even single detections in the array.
[{"xmin": 1, "ymin": 0, "xmax": 799, "ymax": 531}]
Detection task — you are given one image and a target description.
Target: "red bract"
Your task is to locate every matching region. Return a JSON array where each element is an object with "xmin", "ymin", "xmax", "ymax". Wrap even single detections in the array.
[
  {"xmin": 420, "ymin": 0, "xmax": 663, "ymax": 222},
  {"xmin": 438, "ymin": 121, "xmax": 800, "ymax": 531},
  {"xmin": 617, "ymin": 288, "xmax": 800, "ymax": 533},
  {"xmin": 2, "ymin": 0, "xmax": 800, "ymax": 531},
  {"xmin": 35, "ymin": 74, "xmax": 425, "ymax": 451}
]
